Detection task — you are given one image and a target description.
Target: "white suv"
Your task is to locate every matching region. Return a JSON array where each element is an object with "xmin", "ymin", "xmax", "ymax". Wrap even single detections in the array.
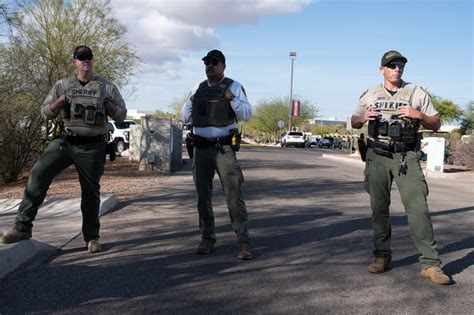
[
  {"xmin": 281, "ymin": 131, "xmax": 305, "ymax": 148},
  {"xmin": 107, "ymin": 120, "xmax": 137, "ymax": 154}
]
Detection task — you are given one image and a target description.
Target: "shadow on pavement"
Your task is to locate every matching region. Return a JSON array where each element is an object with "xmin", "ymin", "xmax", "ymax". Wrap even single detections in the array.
[{"xmin": 1, "ymin": 148, "xmax": 472, "ymax": 313}]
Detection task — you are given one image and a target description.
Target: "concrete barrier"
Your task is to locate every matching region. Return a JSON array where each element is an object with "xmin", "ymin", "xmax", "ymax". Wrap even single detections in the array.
[{"xmin": 0, "ymin": 194, "xmax": 117, "ymax": 279}]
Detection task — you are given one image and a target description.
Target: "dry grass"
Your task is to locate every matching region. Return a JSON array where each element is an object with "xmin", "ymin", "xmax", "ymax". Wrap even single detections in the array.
[{"xmin": 0, "ymin": 157, "xmax": 164, "ymax": 202}]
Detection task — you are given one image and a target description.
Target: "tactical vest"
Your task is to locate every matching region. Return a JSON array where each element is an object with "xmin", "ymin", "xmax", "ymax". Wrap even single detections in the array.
[
  {"xmin": 368, "ymin": 83, "xmax": 420, "ymax": 144},
  {"xmin": 371, "ymin": 83, "xmax": 417, "ymax": 120},
  {"xmin": 191, "ymin": 78, "xmax": 236, "ymax": 127},
  {"xmin": 61, "ymin": 76, "xmax": 107, "ymax": 136}
]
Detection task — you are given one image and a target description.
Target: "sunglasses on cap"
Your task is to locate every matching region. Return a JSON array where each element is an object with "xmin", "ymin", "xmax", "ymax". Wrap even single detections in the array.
[
  {"xmin": 385, "ymin": 62, "xmax": 405, "ymax": 70},
  {"xmin": 76, "ymin": 54, "xmax": 93, "ymax": 61},
  {"xmin": 204, "ymin": 58, "xmax": 219, "ymax": 66}
]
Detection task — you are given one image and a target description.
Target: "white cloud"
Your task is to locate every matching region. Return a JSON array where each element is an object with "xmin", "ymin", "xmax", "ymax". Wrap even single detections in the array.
[
  {"xmin": 110, "ymin": 0, "xmax": 312, "ymax": 80},
  {"xmin": 147, "ymin": 0, "xmax": 313, "ymax": 27}
]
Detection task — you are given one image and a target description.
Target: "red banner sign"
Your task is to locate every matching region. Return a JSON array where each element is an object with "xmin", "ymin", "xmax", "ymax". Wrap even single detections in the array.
[{"xmin": 292, "ymin": 100, "xmax": 300, "ymax": 117}]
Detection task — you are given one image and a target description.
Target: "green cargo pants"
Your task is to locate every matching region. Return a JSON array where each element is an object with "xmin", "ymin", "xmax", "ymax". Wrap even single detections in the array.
[
  {"xmin": 14, "ymin": 138, "xmax": 106, "ymax": 243},
  {"xmin": 192, "ymin": 144, "xmax": 250, "ymax": 245},
  {"xmin": 364, "ymin": 148, "xmax": 441, "ymax": 267}
]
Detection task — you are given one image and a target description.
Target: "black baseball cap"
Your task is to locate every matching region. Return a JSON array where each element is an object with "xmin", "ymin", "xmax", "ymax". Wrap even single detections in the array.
[
  {"xmin": 381, "ymin": 50, "xmax": 407, "ymax": 66},
  {"xmin": 73, "ymin": 45, "xmax": 93, "ymax": 59},
  {"xmin": 202, "ymin": 49, "xmax": 225, "ymax": 64}
]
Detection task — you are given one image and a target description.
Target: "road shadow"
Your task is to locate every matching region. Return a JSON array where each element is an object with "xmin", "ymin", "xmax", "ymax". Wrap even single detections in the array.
[{"xmin": 1, "ymin": 147, "xmax": 472, "ymax": 313}]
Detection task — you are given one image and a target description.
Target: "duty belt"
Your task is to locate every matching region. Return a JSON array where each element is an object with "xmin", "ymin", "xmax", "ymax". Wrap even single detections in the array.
[
  {"xmin": 368, "ymin": 139, "xmax": 416, "ymax": 175},
  {"xmin": 193, "ymin": 134, "xmax": 232, "ymax": 149},
  {"xmin": 368, "ymin": 139, "xmax": 415, "ymax": 157},
  {"xmin": 65, "ymin": 134, "xmax": 106, "ymax": 144}
]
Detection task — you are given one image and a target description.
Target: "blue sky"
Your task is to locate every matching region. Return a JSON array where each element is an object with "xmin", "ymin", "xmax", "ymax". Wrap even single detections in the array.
[{"xmin": 95, "ymin": 1, "xmax": 472, "ymax": 119}]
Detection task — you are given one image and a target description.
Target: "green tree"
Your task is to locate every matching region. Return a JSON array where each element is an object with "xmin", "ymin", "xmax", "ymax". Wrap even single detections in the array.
[
  {"xmin": 459, "ymin": 101, "xmax": 473, "ymax": 135},
  {"xmin": 432, "ymin": 96, "xmax": 463, "ymax": 123},
  {"xmin": 309, "ymin": 124, "xmax": 346, "ymax": 136},
  {"xmin": 168, "ymin": 94, "xmax": 189, "ymax": 119},
  {"xmin": 0, "ymin": 0, "xmax": 138, "ymax": 183},
  {"xmin": 149, "ymin": 110, "xmax": 176, "ymax": 119},
  {"xmin": 246, "ymin": 97, "xmax": 318, "ymax": 142}
]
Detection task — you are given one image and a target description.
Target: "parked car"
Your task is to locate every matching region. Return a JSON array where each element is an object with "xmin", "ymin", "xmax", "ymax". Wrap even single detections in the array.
[
  {"xmin": 319, "ymin": 136, "xmax": 334, "ymax": 149},
  {"xmin": 281, "ymin": 131, "xmax": 305, "ymax": 148},
  {"xmin": 308, "ymin": 135, "xmax": 321, "ymax": 147},
  {"xmin": 107, "ymin": 119, "xmax": 137, "ymax": 154}
]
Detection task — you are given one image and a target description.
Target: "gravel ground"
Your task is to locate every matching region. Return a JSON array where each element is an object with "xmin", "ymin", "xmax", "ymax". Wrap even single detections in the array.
[{"xmin": 0, "ymin": 156, "xmax": 163, "ymax": 202}]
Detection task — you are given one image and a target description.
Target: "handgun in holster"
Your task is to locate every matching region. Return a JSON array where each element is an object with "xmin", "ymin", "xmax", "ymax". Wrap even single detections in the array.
[
  {"xmin": 106, "ymin": 141, "xmax": 116, "ymax": 162},
  {"xmin": 358, "ymin": 133, "xmax": 368, "ymax": 162},
  {"xmin": 102, "ymin": 125, "xmax": 115, "ymax": 162},
  {"xmin": 185, "ymin": 131, "xmax": 194, "ymax": 159}
]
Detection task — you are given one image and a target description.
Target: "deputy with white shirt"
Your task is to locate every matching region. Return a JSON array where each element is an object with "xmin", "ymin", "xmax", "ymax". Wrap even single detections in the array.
[{"xmin": 180, "ymin": 49, "xmax": 253, "ymax": 260}]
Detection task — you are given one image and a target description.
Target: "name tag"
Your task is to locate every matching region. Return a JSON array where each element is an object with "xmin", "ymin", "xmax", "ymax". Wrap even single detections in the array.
[{"xmin": 70, "ymin": 88, "xmax": 98, "ymax": 96}]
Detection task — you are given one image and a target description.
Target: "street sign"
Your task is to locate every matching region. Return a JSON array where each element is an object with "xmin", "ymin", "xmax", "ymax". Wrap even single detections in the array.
[{"xmin": 277, "ymin": 120, "xmax": 285, "ymax": 129}]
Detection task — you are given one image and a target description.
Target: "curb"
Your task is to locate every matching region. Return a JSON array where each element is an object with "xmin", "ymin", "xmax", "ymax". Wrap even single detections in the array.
[
  {"xmin": 0, "ymin": 194, "xmax": 117, "ymax": 279},
  {"xmin": 321, "ymin": 153, "xmax": 364, "ymax": 166},
  {"xmin": 422, "ymin": 169, "xmax": 473, "ymax": 179},
  {"xmin": 0, "ymin": 240, "xmax": 57, "ymax": 279}
]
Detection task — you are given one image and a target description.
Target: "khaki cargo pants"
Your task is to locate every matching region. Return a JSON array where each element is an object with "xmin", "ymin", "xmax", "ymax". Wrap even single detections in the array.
[{"xmin": 192, "ymin": 144, "xmax": 250, "ymax": 245}]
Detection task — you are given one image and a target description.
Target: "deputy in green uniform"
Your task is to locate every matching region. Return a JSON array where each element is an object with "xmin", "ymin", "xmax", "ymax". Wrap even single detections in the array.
[
  {"xmin": 180, "ymin": 50, "xmax": 253, "ymax": 260},
  {"xmin": 351, "ymin": 50, "xmax": 450, "ymax": 285},
  {"xmin": 0, "ymin": 46, "xmax": 127, "ymax": 253}
]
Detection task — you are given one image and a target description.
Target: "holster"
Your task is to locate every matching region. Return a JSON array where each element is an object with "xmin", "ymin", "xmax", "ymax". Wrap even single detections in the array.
[
  {"xmin": 368, "ymin": 139, "xmax": 416, "ymax": 159},
  {"xmin": 106, "ymin": 142, "xmax": 116, "ymax": 162},
  {"xmin": 185, "ymin": 131, "xmax": 194, "ymax": 159},
  {"xmin": 358, "ymin": 133, "xmax": 367, "ymax": 162},
  {"xmin": 230, "ymin": 128, "xmax": 241, "ymax": 152}
]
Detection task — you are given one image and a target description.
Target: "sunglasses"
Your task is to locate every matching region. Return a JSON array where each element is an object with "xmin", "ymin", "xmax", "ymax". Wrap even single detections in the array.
[
  {"xmin": 386, "ymin": 62, "xmax": 405, "ymax": 70},
  {"xmin": 204, "ymin": 59, "xmax": 219, "ymax": 66},
  {"xmin": 76, "ymin": 55, "xmax": 93, "ymax": 61}
]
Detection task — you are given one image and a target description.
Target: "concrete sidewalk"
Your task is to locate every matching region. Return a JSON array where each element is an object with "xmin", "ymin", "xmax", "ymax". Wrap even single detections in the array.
[{"xmin": 0, "ymin": 195, "xmax": 117, "ymax": 279}]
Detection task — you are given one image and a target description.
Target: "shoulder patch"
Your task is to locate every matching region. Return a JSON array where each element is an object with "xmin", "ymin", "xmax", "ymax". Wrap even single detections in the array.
[
  {"xmin": 359, "ymin": 89, "xmax": 368, "ymax": 99},
  {"xmin": 420, "ymin": 86, "xmax": 432, "ymax": 97}
]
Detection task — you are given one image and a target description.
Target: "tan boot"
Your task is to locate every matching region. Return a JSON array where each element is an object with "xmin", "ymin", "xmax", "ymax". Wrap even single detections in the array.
[
  {"xmin": 87, "ymin": 240, "xmax": 102, "ymax": 253},
  {"xmin": 237, "ymin": 243, "xmax": 252, "ymax": 260},
  {"xmin": 368, "ymin": 256, "xmax": 391, "ymax": 273},
  {"xmin": 1, "ymin": 229, "xmax": 32, "ymax": 244},
  {"xmin": 421, "ymin": 266, "xmax": 451, "ymax": 285},
  {"xmin": 197, "ymin": 239, "xmax": 215, "ymax": 254}
]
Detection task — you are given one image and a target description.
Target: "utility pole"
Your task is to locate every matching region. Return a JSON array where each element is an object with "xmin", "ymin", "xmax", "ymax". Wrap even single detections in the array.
[{"xmin": 288, "ymin": 51, "xmax": 296, "ymax": 131}]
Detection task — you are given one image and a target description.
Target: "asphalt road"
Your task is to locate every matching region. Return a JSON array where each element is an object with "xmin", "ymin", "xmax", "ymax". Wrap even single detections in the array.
[{"xmin": 1, "ymin": 146, "xmax": 473, "ymax": 314}]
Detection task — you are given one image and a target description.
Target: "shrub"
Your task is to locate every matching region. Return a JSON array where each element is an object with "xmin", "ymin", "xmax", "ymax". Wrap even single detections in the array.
[{"xmin": 451, "ymin": 135, "xmax": 474, "ymax": 169}]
